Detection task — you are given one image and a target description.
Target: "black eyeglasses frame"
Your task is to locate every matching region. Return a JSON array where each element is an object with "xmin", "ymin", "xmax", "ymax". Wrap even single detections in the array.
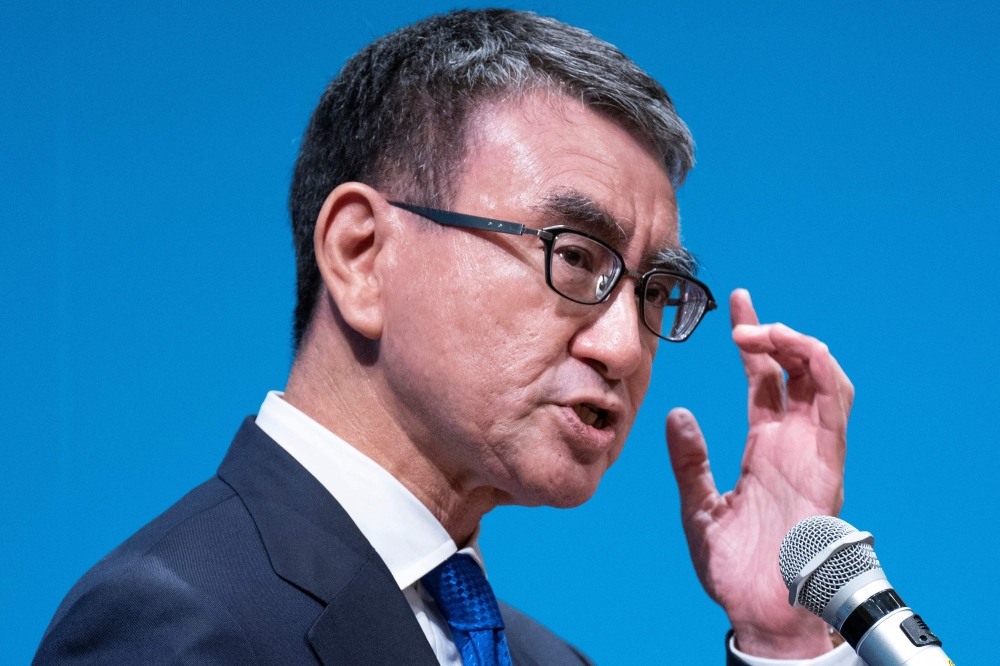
[{"xmin": 387, "ymin": 201, "xmax": 717, "ymax": 342}]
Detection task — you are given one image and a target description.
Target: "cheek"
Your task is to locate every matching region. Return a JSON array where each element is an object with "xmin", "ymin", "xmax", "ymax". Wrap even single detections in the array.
[
  {"xmin": 379, "ymin": 235, "xmax": 561, "ymax": 432},
  {"xmin": 393, "ymin": 246, "xmax": 548, "ymax": 368}
]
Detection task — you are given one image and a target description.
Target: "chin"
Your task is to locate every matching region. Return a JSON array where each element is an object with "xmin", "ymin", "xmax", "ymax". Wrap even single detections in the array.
[{"xmin": 511, "ymin": 457, "xmax": 608, "ymax": 509}]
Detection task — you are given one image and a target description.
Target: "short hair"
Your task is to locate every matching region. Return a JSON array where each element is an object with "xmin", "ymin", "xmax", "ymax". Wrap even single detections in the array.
[{"xmin": 288, "ymin": 8, "xmax": 695, "ymax": 349}]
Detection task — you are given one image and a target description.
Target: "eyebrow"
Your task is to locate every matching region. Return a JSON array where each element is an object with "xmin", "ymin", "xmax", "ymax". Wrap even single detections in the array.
[
  {"xmin": 534, "ymin": 190, "xmax": 699, "ymax": 276},
  {"xmin": 535, "ymin": 191, "xmax": 629, "ymax": 244},
  {"xmin": 651, "ymin": 245, "xmax": 699, "ymax": 276}
]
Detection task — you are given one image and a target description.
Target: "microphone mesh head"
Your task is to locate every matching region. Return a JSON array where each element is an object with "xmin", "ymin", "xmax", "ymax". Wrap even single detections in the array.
[{"xmin": 778, "ymin": 516, "xmax": 881, "ymax": 615}]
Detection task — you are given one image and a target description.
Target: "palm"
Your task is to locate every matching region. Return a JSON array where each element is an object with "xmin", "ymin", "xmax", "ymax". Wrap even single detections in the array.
[{"xmin": 666, "ymin": 289, "xmax": 853, "ymax": 657}]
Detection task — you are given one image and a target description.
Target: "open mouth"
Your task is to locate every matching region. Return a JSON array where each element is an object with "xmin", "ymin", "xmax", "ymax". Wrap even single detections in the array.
[{"xmin": 572, "ymin": 403, "xmax": 610, "ymax": 430}]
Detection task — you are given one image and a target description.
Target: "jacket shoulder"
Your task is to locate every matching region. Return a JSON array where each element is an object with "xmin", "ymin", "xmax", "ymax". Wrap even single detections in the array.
[
  {"xmin": 33, "ymin": 477, "xmax": 267, "ymax": 665},
  {"xmin": 49, "ymin": 477, "xmax": 237, "ymax": 613},
  {"xmin": 499, "ymin": 601, "xmax": 596, "ymax": 666},
  {"xmin": 32, "ymin": 549, "xmax": 261, "ymax": 665}
]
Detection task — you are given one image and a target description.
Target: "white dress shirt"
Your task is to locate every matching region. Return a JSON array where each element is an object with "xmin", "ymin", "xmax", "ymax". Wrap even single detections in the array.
[{"xmin": 255, "ymin": 391, "xmax": 860, "ymax": 666}]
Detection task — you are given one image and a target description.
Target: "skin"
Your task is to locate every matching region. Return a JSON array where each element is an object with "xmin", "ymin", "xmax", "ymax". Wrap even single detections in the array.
[{"xmin": 284, "ymin": 91, "xmax": 854, "ymax": 659}]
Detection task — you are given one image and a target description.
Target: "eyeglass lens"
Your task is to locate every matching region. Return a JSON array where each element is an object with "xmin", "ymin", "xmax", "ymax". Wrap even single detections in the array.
[
  {"xmin": 549, "ymin": 233, "xmax": 623, "ymax": 303},
  {"xmin": 548, "ymin": 231, "xmax": 708, "ymax": 341},
  {"xmin": 641, "ymin": 273, "xmax": 709, "ymax": 341}
]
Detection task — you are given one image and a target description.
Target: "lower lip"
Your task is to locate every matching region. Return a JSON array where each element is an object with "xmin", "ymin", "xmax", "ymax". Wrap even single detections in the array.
[{"xmin": 554, "ymin": 406, "xmax": 618, "ymax": 456}]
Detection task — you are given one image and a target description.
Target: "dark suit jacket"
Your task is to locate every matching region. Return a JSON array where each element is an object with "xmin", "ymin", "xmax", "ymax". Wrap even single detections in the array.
[
  {"xmin": 32, "ymin": 418, "xmax": 597, "ymax": 665},
  {"xmin": 34, "ymin": 417, "xmax": 749, "ymax": 665}
]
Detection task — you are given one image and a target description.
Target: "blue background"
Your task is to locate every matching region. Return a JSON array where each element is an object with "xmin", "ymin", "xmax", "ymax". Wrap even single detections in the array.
[{"xmin": 2, "ymin": 1, "xmax": 997, "ymax": 663}]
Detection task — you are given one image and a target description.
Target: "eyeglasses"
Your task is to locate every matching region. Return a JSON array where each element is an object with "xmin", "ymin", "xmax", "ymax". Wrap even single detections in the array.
[{"xmin": 389, "ymin": 201, "xmax": 717, "ymax": 342}]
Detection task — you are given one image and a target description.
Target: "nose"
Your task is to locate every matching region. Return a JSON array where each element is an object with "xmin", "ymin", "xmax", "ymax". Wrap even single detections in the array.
[{"xmin": 568, "ymin": 276, "xmax": 647, "ymax": 381}]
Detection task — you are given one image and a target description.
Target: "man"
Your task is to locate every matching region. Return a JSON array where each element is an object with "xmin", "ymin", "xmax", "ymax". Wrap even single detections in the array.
[{"xmin": 33, "ymin": 9, "xmax": 860, "ymax": 666}]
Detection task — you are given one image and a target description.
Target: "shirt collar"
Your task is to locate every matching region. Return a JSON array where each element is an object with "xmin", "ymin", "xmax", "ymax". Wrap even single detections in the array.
[{"xmin": 254, "ymin": 391, "xmax": 484, "ymax": 589}]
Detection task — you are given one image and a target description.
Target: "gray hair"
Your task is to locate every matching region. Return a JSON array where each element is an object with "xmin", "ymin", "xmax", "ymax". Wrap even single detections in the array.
[{"xmin": 289, "ymin": 8, "xmax": 695, "ymax": 349}]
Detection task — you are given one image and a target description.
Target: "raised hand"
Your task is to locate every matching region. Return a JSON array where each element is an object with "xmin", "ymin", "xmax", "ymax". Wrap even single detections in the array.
[{"xmin": 666, "ymin": 289, "xmax": 854, "ymax": 658}]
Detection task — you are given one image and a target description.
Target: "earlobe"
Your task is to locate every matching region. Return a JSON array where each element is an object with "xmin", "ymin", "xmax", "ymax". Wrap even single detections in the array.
[{"xmin": 313, "ymin": 183, "xmax": 388, "ymax": 340}]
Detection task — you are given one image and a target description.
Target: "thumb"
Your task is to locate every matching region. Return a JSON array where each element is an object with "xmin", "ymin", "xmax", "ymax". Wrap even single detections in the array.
[{"xmin": 666, "ymin": 408, "xmax": 720, "ymax": 520}]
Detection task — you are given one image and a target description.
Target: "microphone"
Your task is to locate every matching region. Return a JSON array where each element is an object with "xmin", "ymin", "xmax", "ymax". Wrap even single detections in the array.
[{"xmin": 778, "ymin": 516, "xmax": 953, "ymax": 666}]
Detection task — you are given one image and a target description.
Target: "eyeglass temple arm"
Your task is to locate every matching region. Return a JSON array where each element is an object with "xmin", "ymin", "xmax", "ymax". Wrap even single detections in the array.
[
  {"xmin": 389, "ymin": 202, "xmax": 552, "ymax": 239},
  {"xmin": 391, "ymin": 201, "xmax": 716, "ymax": 310}
]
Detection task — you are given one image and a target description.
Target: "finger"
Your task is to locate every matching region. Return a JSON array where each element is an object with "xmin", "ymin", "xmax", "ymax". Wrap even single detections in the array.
[
  {"xmin": 729, "ymin": 288, "xmax": 761, "ymax": 327},
  {"xmin": 730, "ymin": 290, "xmax": 783, "ymax": 379},
  {"xmin": 768, "ymin": 324, "xmax": 838, "ymax": 391},
  {"xmin": 733, "ymin": 323, "xmax": 817, "ymax": 379},
  {"xmin": 666, "ymin": 408, "xmax": 721, "ymax": 521},
  {"xmin": 801, "ymin": 345, "xmax": 855, "ymax": 436},
  {"xmin": 770, "ymin": 324, "xmax": 852, "ymax": 400},
  {"xmin": 757, "ymin": 325, "xmax": 854, "ymax": 441},
  {"xmin": 730, "ymin": 290, "xmax": 785, "ymax": 423}
]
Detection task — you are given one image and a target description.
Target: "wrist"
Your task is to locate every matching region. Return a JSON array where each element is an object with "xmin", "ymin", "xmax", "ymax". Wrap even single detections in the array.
[{"xmin": 730, "ymin": 615, "xmax": 835, "ymax": 659}]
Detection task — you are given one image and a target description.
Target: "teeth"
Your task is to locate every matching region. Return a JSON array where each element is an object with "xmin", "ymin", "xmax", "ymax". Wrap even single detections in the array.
[{"xmin": 573, "ymin": 404, "xmax": 603, "ymax": 427}]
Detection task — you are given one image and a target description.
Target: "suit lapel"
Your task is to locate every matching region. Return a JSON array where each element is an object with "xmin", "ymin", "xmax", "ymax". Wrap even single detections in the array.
[
  {"xmin": 218, "ymin": 418, "xmax": 439, "ymax": 666},
  {"xmin": 308, "ymin": 557, "xmax": 440, "ymax": 666}
]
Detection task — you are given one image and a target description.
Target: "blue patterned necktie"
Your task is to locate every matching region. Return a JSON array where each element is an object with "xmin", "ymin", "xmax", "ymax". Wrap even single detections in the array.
[{"xmin": 421, "ymin": 553, "xmax": 513, "ymax": 666}]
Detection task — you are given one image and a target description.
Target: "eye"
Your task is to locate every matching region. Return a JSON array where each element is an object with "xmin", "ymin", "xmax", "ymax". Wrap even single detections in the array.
[
  {"xmin": 644, "ymin": 285, "xmax": 666, "ymax": 307},
  {"xmin": 644, "ymin": 276, "xmax": 683, "ymax": 308},
  {"xmin": 554, "ymin": 245, "xmax": 594, "ymax": 272}
]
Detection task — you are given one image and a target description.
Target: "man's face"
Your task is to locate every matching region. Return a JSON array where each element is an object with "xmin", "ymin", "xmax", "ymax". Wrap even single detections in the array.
[{"xmin": 378, "ymin": 92, "xmax": 680, "ymax": 508}]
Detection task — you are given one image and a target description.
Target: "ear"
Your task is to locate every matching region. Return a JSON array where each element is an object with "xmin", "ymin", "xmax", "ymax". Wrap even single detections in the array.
[{"xmin": 313, "ymin": 183, "xmax": 392, "ymax": 340}]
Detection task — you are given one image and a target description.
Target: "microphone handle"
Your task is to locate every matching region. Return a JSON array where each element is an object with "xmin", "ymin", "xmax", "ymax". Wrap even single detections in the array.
[{"xmin": 852, "ymin": 606, "xmax": 953, "ymax": 666}]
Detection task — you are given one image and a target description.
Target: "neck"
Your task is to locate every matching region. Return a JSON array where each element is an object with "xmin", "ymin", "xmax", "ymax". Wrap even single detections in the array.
[{"xmin": 282, "ymin": 303, "xmax": 498, "ymax": 545}]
